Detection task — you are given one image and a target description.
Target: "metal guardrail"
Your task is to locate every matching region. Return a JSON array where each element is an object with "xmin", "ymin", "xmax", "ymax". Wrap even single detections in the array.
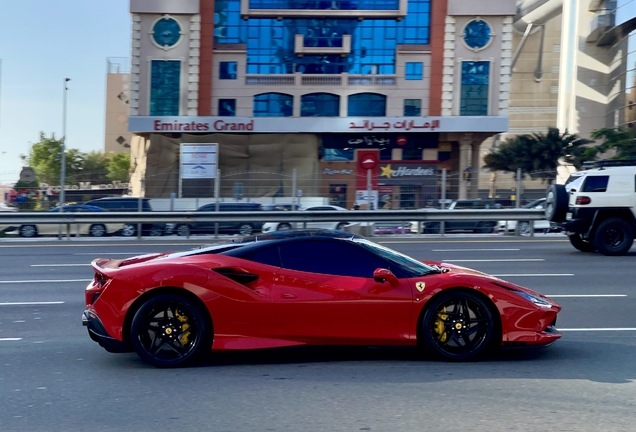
[{"xmin": 0, "ymin": 209, "xmax": 546, "ymax": 225}]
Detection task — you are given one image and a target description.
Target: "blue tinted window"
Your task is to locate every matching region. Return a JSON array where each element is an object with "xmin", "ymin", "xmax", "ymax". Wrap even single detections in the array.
[
  {"xmin": 463, "ymin": 20, "xmax": 491, "ymax": 50},
  {"xmin": 348, "ymin": 93, "xmax": 386, "ymax": 116},
  {"xmin": 152, "ymin": 17, "xmax": 181, "ymax": 47},
  {"xmin": 254, "ymin": 93, "xmax": 293, "ymax": 116},
  {"xmin": 249, "ymin": 0, "xmax": 399, "ymax": 10},
  {"xmin": 150, "ymin": 60, "xmax": 180, "ymax": 116},
  {"xmin": 405, "ymin": 62, "xmax": 422, "ymax": 80},
  {"xmin": 301, "ymin": 93, "xmax": 340, "ymax": 116},
  {"xmin": 460, "ymin": 61, "xmax": 489, "ymax": 116},
  {"xmin": 219, "ymin": 99, "xmax": 236, "ymax": 116},
  {"xmin": 220, "ymin": 62, "xmax": 237, "ymax": 79},
  {"xmin": 404, "ymin": 99, "xmax": 421, "ymax": 116},
  {"xmin": 215, "ymin": 0, "xmax": 430, "ymax": 75}
]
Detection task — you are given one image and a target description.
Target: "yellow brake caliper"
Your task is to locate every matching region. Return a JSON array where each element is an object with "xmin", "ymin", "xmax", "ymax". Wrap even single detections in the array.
[
  {"xmin": 175, "ymin": 309, "xmax": 191, "ymax": 345},
  {"xmin": 434, "ymin": 307, "xmax": 448, "ymax": 343}
]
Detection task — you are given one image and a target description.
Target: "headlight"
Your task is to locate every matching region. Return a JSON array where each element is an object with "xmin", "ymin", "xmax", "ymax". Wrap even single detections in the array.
[{"xmin": 514, "ymin": 291, "xmax": 552, "ymax": 308}]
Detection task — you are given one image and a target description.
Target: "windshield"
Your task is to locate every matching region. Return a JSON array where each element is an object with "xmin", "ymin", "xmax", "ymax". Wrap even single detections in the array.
[
  {"xmin": 353, "ymin": 238, "xmax": 434, "ymax": 277},
  {"xmin": 156, "ymin": 242, "xmax": 245, "ymax": 260}
]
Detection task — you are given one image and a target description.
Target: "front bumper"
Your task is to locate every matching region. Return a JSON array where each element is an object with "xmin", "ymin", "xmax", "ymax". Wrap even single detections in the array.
[{"xmin": 82, "ymin": 310, "xmax": 128, "ymax": 353}]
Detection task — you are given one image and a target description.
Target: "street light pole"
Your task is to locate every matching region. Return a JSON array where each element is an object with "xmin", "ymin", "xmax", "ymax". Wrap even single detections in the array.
[{"xmin": 58, "ymin": 78, "xmax": 70, "ymax": 240}]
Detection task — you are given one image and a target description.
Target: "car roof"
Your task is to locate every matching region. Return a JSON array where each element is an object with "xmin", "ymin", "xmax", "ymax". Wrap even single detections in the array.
[{"xmin": 234, "ymin": 229, "xmax": 357, "ymax": 243}]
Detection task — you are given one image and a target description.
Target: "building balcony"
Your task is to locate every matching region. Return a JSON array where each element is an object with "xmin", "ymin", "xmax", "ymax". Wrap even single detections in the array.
[
  {"xmin": 245, "ymin": 73, "xmax": 397, "ymax": 87},
  {"xmin": 587, "ymin": 6, "xmax": 616, "ymax": 44}
]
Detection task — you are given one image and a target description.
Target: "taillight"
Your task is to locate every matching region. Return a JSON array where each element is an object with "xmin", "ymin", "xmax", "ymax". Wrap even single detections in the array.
[
  {"xmin": 87, "ymin": 272, "xmax": 111, "ymax": 304},
  {"xmin": 576, "ymin": 196, "xmax": 591, "ymax": 205}
]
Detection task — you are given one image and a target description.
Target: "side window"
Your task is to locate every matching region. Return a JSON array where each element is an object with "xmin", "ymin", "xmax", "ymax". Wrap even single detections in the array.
[
  {"xmin": 582, "ymin": 176, "xmax": 609, "ymax": 193},
  {"xmin": 243, "ymin": 246, "xmax": 282, "ymax": 267},
  {"xmin": 279, "ymin": 240, "xmax": 387, "ymax": 277}
]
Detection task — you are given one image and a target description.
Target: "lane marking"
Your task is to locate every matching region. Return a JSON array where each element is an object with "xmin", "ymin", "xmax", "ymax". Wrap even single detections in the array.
[
  {"xmin": 0, "ymin": 338, "xmax": 22, "ymax": 341},
  {"xmin": 443, "ymin": 259, "xmax": 544, "ymax": 262},
  {"xmin": 0, "ymin": 301, "xmax": 65, "ymax": 306},
  {"xmin": 547, "ymin": 295, "xmax": 627, "ymax": 298},
  {"xmin": 561, "ymin": 328, "xmax": 636, "ymax": 331},
  {"xmin": 31, "ymin": 264, "xmax": 91, "ymax": 267},
  {"xmin": 492, "ymin": 274, "xmax": 574, "ymax": 277},
  {"xmin": 432, "ymin": 248, "xmax": 521, "ymax": 252},
  {"xmin": 0, "ymin": 279, "xmax": 92, "ymax": 284}
]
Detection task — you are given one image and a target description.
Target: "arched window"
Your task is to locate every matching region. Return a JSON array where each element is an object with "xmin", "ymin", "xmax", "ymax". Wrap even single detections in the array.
[
  {"xmin": 253, "ymin": 93, "xmax": 293, "ymax": 117},
  {"xmin": 301, "ymin": 93, "xmax": 340, "ymax": 117},
  {"xmin": 347, "ymin": 93, "xmax": 386, "ymax": 116}
]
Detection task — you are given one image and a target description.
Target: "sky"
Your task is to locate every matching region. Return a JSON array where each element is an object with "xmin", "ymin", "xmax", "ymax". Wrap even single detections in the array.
[{"xmin": 0, "ymin": 0, "xmax": 131, "ymax": 184}]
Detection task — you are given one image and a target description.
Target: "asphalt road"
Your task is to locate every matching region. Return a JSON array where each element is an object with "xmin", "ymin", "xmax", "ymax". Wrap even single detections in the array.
[{"xmin": 1, "ymin": 235, "xmax": 636, "ymax": 432}]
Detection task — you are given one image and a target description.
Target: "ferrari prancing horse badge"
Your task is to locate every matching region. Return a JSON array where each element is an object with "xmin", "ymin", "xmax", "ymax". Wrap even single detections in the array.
[{"xmin": 416, "ymin": 282, "xmax": 426, "ymax": 292}]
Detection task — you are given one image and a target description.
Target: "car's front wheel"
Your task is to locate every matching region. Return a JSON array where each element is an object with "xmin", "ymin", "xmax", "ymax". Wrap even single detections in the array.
[
  {"xmin": 121, "ymin": 224, "xmax": 136, "ymax": 237},
  {"xmin": 238, "ymin": 224, "xmax": 253, "ymax": 236},
  {"xmin": 277, "ymin": 223, "xmax": 292, "ymax": 231},
  {"xmin": 89, "ymin": 224, "xmax": 107, "ymax": 237},
  {"xmin": 593, "ymin": 217, "xmax": 634, "ymax": 256},
  {"xmin": 19, "ymin": 225, "xmax": 38, "ymax": 238},
  {"xmin": 568, "ymin": 233, "xmax": 595, "ymax": 252},
  {"xmin": 130, "ymin": 294, "xmax": 211, "ymax": 368},
  {"xmin": 420, "ymin": 290, "xmax": 498, "ymax": 361}
]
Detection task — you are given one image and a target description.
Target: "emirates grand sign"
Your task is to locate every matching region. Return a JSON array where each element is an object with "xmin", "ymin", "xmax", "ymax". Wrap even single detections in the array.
[{"xmin": 129, "ymin": 116, "xmax": 508, "ymax": 134}]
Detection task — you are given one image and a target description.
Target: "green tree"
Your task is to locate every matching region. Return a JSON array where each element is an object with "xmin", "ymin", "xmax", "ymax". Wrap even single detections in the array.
[
  {"xmin": 484, "ymin": 127, "xmax": 592, "ymax": 182},
  {"xmin": 107, "ymin": 152, "xmax": 131, "ymax": 183},
  {"xmin": 75, "ymin": 151, "xmax": 111, "ymax": 184},
  {"xmin": 586, "ymin": 127, "xmax": 636, "ymax": 160},
  {"xmin": 29, "ymin": 132, "xmax": 84, "ymax": 185}
]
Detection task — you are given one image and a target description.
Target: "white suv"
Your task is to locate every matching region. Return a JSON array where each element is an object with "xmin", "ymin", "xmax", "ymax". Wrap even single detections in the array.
[{"xmin": 545, "ymin": 162, "xmax": 636, "ymax": 255}]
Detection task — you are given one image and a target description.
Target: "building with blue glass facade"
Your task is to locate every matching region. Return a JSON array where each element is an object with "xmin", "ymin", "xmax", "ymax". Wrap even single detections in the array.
[{"xmin": 126, "ymin": 0, "xmax": 515, "ymax": 205}]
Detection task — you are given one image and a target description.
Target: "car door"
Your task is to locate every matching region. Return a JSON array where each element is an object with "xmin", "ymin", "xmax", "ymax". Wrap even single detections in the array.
[{"xmin": 272, "ymin": 239, "xmax": 413, "ymax": 344}]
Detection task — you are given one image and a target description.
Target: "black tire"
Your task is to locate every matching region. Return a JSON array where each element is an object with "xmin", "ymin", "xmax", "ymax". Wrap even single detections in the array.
[
  {"xmin": 423, "ymin": 222, "xmax": 440, "ymax": 234},
  {"xmin": 175, "ymin": 224, "xmax": 190, "ymax": 237},
  {"xmin": 335, "ymin": 222, "xmax": 348, "ymax": 231},
  {"xmin": 518, "ymin": 221, "xmax": 531, "ymax": 235},
  {"xmin": 545, "ymin": 184, "xmax": 568, "ymax": 222},
  {"xmin": 593, "ymin": 217, "xmax": 634, "ymax": 256},
  {"xmin": 130, "ymin": 294, "xmax": 211, "ymax": 368},
  {"xmin": 121, "ymin": 224, "xmax": 136, "ymax": 237},
  {"xmin": 19, "ymin": 225, "xmax": 38, "ymax": 238},
  {"xmin": 238, "ymin": 224, "xmax": 253, "ymax": 236},
  {"xmin": 420, "ymin": 290, "xmax": 498, "ymax": 361},
  {"xmin": 277, "ymin": 223, "xmax": 292, "ymax": 231},
  {"xmin": 89, "ymin": 224, "xmax": 107, "ymax": 237},
  {"xmin": 148, "ymin": 224, "xmax": 164, "ymax": 237},
  {"xmin": 568, "ymin": 233, "xmax": 596, "ymax": 252}
]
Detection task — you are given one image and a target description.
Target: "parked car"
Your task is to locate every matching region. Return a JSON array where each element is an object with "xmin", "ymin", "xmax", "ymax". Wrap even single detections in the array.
[
  {"xmin": 83, "ymin": 229, "xmax": 562, "ymax": 367},
  {"xmin": 15, "ymin": 205, "xmax": 125, "ymax": 238},
  {"xmin": 261, "ymin": 203, "xmax": 303, "ymax": 211},
  {"xmin": 411, "ymin": 199, "xmax": 504, "ymax": 234},
  {"xmin": 0, "ymin": 203, "xmax": 17, "ymax": 213},
  {"xmin": 173, "ymin": 202, "xmax": 264, "ymax": 236},
  {"xmin": 84, "ymin": 197, "xmax": 166, "ymax": 237},
  {"xmin": 261, "ymin": 205, "xmax": 349, "ymax": 232},
  {"xmin": 497, "ymin": 198, "xmax": 559, "ymax": 234}
]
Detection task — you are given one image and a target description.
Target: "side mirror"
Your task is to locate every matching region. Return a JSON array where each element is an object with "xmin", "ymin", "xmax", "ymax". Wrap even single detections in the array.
[{"xmin": 373, "ymin": 268, "xmax": 399, "ymax": 287}]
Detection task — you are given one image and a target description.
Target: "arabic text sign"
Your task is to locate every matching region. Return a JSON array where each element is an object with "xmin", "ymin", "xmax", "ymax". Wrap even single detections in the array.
[{"xmin": 181, "ymin": 143, "xmax": 218, "ymax": 179}]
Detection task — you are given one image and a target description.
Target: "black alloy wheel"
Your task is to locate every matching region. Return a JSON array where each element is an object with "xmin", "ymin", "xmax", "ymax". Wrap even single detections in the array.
[
  {"xmin": 238, "ymin": 224, "xmax": 253, "ymax": 236},
  {"xmin": 89, "ymin": 224, "xmax": 107, "ymax": 237},
  {"xmin": 19, "ymin": 225, "xmax": 38, "ymax": 238},
  {"xmin": 568, "ymin": 233, "xmax": 596, "ymax": 252},
  {"xmin": 593, "ymin": 217, "xmax": 634, "ymax": 256},
  {"xmin": 175, "ymin": 224, "xmax": 190, "ymax": 237},
  {"xmin": 130, "ymin": 294, "xmax": 211, "ymax": 368},
  {"xmin": 420, "ymin": 290, "xmax": 497, "ymax": 361},
  {"xmin": 277, "ymin": 223, "xmax": 292, "ymax": 231},
  {"xmin": 545, "ymin": 184, "xmax": 568, "ymax": 223},
  {"xmin": 148, "ymin": 224, "xmax": 164, "ymax": 237}
]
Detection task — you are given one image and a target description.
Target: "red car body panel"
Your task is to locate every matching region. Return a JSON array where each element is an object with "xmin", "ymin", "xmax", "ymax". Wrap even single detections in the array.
[{"xmin": 85, "ymin": 247, "xmax": 561, "ymax": 354}]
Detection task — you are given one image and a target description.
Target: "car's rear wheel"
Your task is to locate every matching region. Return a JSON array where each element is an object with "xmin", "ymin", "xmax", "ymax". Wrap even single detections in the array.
[
  {"xmin": 568, "ymin": 233, "xmax": 595, "ymax": 252},
  {"xmin": 175, "ymin": 224, "xmax": 190, "ymax": 236},
  {"xmin": 420, "ymin": 290, "xmax": 497, "ymax": 361},
  {"xmin": 518, "ymin": 221, "xmax": 531, "ymax": 235},
  {"xmin": 593, "ymin": 217, "xmax": 634, "ymax": 256},
  {"xmin": 238, "ymin": 224, "xmax": 253, "ymax": 236},
  {"xmin": 89, "ymin": 224, "xmax": 107, "ymax": 237},
  {"xmin": 130, "ymin": 294, "xmax": 211, "ymax": 368},
  {"xmin": 149, "ymin": 224, "xmax": 164, "ymax": 237},
  {"xmin": 277, "ymin": 223, "xmax": 292, "ymax": 231},
  {"xmin": 19, "ymin": 225, "xmax": 37, "ymax": 238},
  {"xmin": 545, "ymin": 184, "xmax": 568, "ymax": 222},
  {"xmin": 121, "ymin": 224, "xmax": 136, "ymax": 237}
]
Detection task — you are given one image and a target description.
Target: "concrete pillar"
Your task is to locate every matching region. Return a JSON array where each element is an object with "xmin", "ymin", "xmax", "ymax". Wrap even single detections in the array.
[{"xmin": 458, "ymin": 133, "xmax": 473, "ymax": 200}]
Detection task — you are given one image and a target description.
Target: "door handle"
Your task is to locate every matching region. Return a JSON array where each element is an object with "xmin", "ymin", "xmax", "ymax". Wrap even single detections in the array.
[{"xmin": 281, "ymin": 293, "xmax": 296, "ymax": 299}]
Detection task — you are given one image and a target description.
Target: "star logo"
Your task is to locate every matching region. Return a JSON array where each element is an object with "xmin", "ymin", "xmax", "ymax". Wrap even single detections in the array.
[{"xmin": 380, "ymin": 164, "xmax": 395, "ymax": 179}]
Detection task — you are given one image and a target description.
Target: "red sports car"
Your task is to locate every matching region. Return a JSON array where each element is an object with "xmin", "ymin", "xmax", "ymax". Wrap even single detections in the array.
[{"xmin": 83, "ymin": 230, "xmax": 561, "ymax": 367}]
